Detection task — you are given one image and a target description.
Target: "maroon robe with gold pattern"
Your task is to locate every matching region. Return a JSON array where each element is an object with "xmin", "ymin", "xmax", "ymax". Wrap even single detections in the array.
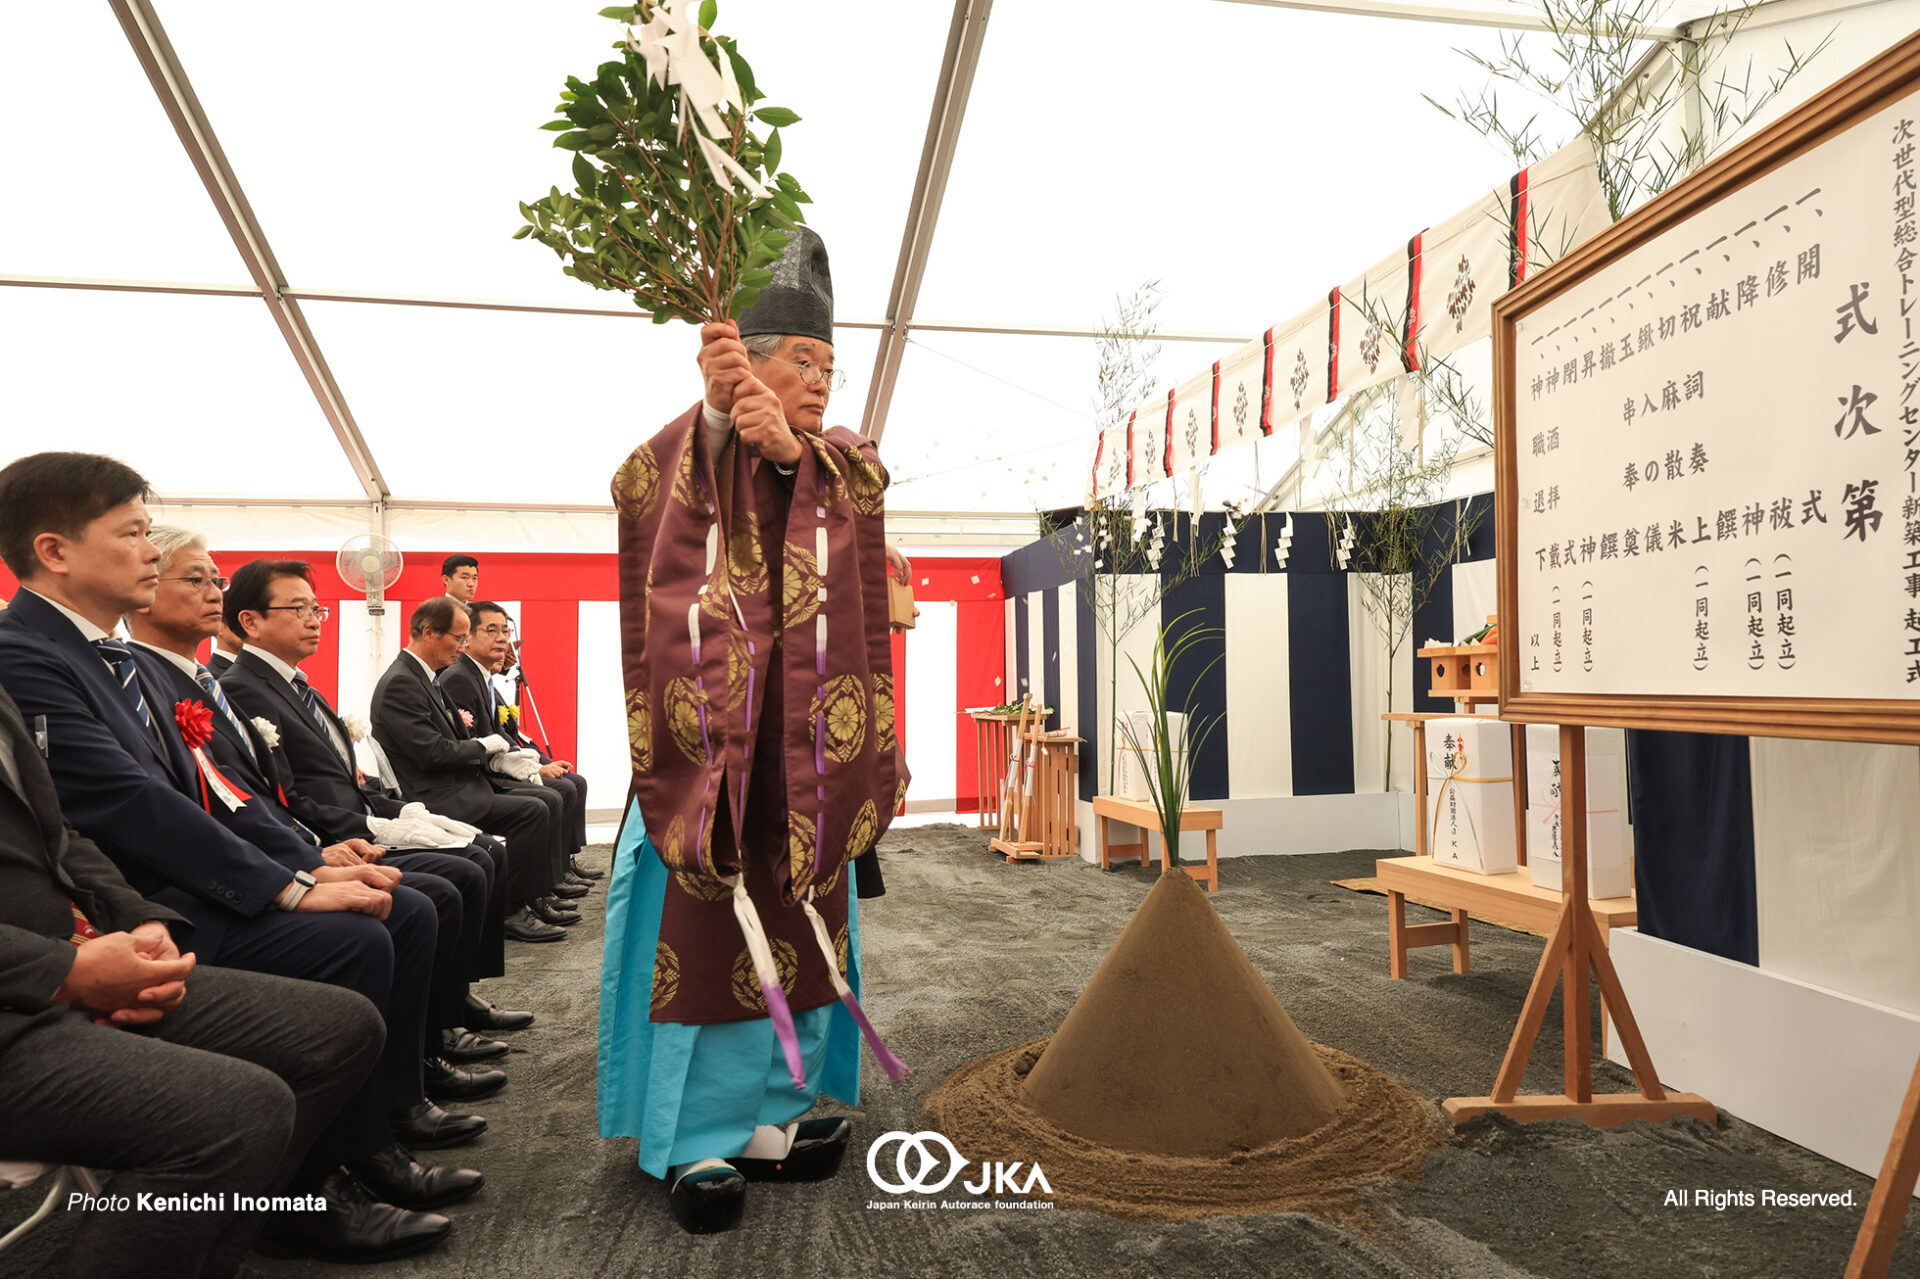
[{"xmin": 614, "ymin": 402, "xmax": 901, "ymax": 1026}]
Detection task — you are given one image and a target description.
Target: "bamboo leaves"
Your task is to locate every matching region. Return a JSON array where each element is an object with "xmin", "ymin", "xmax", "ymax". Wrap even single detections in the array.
[
  {"xmin": 1118, "ymin": 611, "xmax": 1223, "ymax": 869},
  {"xmin": 519, "ymin": 1, "xmax": 810, "ymax": 323}
]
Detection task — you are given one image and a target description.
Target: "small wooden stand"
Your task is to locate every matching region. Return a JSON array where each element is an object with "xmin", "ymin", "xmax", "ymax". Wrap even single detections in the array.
[
  {"xmin": 968, "ymin": 708, "xmax": 1022, "ymax": 830},
  {"xmin": 1092, "ymin": 794, "xmax": 1223, "ymax": 892},
  {"xmin": 988, "ymin": 698, "xmax": 1081, "ymax": 861},
  {"xmin": 1417, "ymin": 617, "xmax": 1501, "ymax": 708},
  {"xmin": 1442, "ymin": 725, "xmax": 1714, "ymax": 1129}
]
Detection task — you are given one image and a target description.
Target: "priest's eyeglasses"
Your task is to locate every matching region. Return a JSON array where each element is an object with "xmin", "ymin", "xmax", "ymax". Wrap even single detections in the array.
[
  {"xmin": 159, "ymin": 573, "xmax": 230, "ymax": 593},
  {"xmin": 263, "ymin": 603, "xmax": 331, "ymax": 622},
  {"xmin": 761, "ymin": 355, "xmax": 846, "ymax": 391}
]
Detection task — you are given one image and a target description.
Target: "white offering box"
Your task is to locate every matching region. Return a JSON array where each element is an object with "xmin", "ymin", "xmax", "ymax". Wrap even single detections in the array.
[
  {"xmin": 1423, "ymin": 718, "xmax": 1516, "ymax": 875},
  {"xmin": 1114, "ymin": 711, "xmax": 1185, "ymax": 803},
  {"xmin": 1524, "ymin": 724, "xmax": 1631, "ymax": 898}
]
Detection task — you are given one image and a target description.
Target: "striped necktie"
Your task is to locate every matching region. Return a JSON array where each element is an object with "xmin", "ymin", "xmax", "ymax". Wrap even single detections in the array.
[
  {"xmin": 292, "ymin": 673, "xmax": 349, "ymax": 761},
  {"xmin": 91, "ymin": 639, "xmax": 156, "ymax": 738},
  {"xmin": 194, "ymin": 666, "xmax": 258, "ymax": 766}
]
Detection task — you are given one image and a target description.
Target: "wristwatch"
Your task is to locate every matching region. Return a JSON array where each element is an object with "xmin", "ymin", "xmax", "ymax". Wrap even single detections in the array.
[{"xmin": 278, "ymin": 869, "xmax": 317, "ymax": 911}]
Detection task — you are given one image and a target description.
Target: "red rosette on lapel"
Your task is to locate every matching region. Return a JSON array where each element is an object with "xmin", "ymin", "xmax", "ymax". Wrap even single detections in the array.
[{"xmin": 173, "ymin": 699, "xmax": 252, "ymax": 813}]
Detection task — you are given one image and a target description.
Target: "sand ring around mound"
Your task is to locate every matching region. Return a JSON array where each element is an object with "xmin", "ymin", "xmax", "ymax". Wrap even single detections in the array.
[{"xmin": 921, "ymin": 1036, "xmax": 1448, "ymax": 1223}]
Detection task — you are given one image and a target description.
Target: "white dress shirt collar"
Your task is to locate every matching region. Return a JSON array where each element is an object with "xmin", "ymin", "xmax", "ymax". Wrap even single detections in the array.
[
  {"xmin": 242, "ymin": 643, "xmax": 302, "ymax": 684},
  {"xmin": 128, "ymin": 640, "xmax": 204, "ymax": 681},
  {"xmin": 404, "ymin": 649, "xmax": 439, "ymax": 682},
  {"xmin": 21, "ymin": 588, "xmax": 111, "ymax": 643}
]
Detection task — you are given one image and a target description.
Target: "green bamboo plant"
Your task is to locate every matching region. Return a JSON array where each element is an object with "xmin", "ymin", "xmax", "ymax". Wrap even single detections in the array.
[{"xmin": 1116, "ymin": 612, "xmax": 1223, "ymax": 869}]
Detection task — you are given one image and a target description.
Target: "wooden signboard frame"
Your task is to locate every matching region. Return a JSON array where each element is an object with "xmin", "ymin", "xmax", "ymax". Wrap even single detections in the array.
[{"xmin": 1488, "ymin": 32, "xmax": 1920, "ymax": 1279}]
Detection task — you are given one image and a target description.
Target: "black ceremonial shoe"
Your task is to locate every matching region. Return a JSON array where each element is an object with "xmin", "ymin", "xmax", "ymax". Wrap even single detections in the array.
[
  {"xmin": 424, "ymin": 1055, "xmax": 507, "ymax": 1102},
  {"xmin": 504, "ymin": 906, "xmax": 566, "ymax": 943},
  {"xmin": 731, "ymin": 1118, "xmax": 853, "ymax": 1182},
  {"xmin": 255, "ymin": 1168, "xmax": 451, "ymax": 1263},
  {"xmin": 666, "ymin": 1161, "xmax": 747, "ymax": 1235},
  {"xmin": 550, "ymin": 877, "xmax": 590, "ymax": 900},
  {"xmin": 464, "ymin": 992, "xmax": 535, "ymax": 1031},
  {"xmin": 344, "ymin": 1144, "xmax": 484, "ymax": 1210},
  {"xmin": 530, "ymin": 897, "xmax": 580, "ymax": 926},
  {"xmin": 570, "ymin": 854, "xmax": 604, "ymax": 880},
  {"xmin": 442, "ymin": 1027, "xmax": 510, "ymax": 1063},
  {"xmin": 391, "ymin": 1101, "xmax": 487, "ymax": 1149}
]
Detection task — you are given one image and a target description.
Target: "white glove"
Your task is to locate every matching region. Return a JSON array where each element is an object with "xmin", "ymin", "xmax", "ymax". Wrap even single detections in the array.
[
  {"xmin": 486, "ymin": 751, "xmax": 545, "ymax": 782},
  {"xmin": 367, "ymin": 814, "xmax": 466, "ymax": 849},
  {"xmin": 398, "ymin": 800, "xmax": 485, "ymax": 840},
  {"xmin": 475, "ymin": 734, "xmax": 510, "ymax": 756}
]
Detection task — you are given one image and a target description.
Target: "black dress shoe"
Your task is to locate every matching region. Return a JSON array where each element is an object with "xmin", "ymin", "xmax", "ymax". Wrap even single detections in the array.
[
  {"xmin": 570, "ymin": 854, "xmax": 604, "ymax": 880},
  {"xmin": 392, "ymin": 1101, "xmax": 488, "ymax": 1149},
  {"xmin": 504, "ymin": 906, "xmax": 567, "ymax": 943},
  {"xmin": 666, "ymin": 1162, "xmax": 747, "ymax": 1235},
  {"xmin": 424, "ymin": 1055, "xmax": 507, "ymax": 1102},
  {"xmin": 255, "ymin": 1169, "xmax": 451, "ymax": 1263},
  {"xmin": 442, "ymin": 1027, "xmax": 509, "ymax": 1062},
  {"xmin": 344, "ymin": 1144, "xmax": 484, "ymax": 1210},
  {"xmin": 530, "ymin": 897, "xmax": 581, "ymax": 926},
  {"xmin": 550, "ymin": 877, "xmax": 590, "ymax": 900},
  {"xmin": 731, "ymin": 1118, "xmax": 853, "ymax": 1182},
  {"xmin": 464, "ymin": 992, "xmax": 535, "ymax": 1031}
]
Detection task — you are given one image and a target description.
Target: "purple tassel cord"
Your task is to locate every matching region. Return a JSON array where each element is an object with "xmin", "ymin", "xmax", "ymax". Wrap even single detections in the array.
[
  {"xmin": 841, "ymin": 992, "xmax": 912, "ymax": 1082},
  {"xmin": 762, "ymin": 977, "xmax": 808, "ymax": 1091}
]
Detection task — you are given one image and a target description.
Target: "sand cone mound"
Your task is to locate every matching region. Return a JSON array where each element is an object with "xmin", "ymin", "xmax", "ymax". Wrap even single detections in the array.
[{"xmin": 1020, "ymin": 869, "xmax": 1346, "ymax": 1157}]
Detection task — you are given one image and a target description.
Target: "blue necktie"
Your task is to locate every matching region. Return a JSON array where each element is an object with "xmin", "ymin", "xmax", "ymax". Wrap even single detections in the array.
[
  {"xmin": 92, "ymin": 639, "xmax": 156, "ymax": 739},
  {"xmin": 194, "ymin": 667, "xmax": 258, "ymax": 767},
  {"xmin": 292, "ymin": 673, "xmax": 338, "ymax": 744}
]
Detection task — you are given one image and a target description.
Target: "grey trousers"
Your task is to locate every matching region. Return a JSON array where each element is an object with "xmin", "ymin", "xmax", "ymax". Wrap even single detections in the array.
[{"xmin": 0, "ymin": 965, "xmax": 384, "ymax": 1279}]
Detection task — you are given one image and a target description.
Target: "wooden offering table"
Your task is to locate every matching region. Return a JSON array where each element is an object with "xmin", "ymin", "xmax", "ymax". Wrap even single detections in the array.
[
  {"xmin": 1092, "ymin": 795, "xmax": 1223, "ymax": 892},
  {"xmin": 1376, "ymin": 853, "xmax": 1638, "ymax": 1054},
  {"xmin": 967, "ymin": 709, "xmax": 1022, "ymax": 830}
]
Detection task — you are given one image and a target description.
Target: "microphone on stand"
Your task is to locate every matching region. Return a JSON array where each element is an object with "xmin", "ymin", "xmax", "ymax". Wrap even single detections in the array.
[{"xmin": 505, "ymin": 638, "xmax": 556, "ymax": 759}]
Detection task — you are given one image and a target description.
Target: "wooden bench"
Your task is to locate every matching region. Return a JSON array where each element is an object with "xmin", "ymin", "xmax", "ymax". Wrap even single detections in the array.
[
  {"xmin": 1093, "ymin": 795, "xmax": 1223, "ymax": 892},
  {"xmin": 1376, "ymin": 853, "xmax": 1637, "ymax": 1050}
]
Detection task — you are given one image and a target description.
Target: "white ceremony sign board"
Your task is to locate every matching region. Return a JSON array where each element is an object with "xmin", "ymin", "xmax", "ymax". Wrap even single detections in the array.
[{"xmin": 1495, "ymin": 37, "xmax": 1920, "ymax": 745}]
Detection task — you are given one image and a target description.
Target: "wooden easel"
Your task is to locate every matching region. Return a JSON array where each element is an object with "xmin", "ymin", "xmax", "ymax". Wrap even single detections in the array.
[{"xmin": 1442, "ymin": 724, "xmax": 1715, "ymax": 1128}]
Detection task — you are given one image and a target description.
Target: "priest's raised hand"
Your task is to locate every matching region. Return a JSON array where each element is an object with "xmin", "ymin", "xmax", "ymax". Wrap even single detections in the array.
[
  {"xmin": 732, "ymin": 373, "xmax": 805, "ymax": 465},
  {"xmin": 697, "ymin": 319, "xmax": 752, "ymax": 415}
]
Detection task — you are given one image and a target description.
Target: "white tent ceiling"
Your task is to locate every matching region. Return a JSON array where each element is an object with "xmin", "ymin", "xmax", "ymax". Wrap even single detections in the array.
[{"xmin": 0, "ymin": 0, "xmax": 1875, "ymax": 532}]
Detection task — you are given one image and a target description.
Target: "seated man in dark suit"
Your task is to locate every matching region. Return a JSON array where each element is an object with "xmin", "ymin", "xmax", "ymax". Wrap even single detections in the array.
[
  {"xmin": 438, "ymin": 600, "xmax": 597, "ymax": 887},
  {"xmin": 0, "ymin": 452, "xmax": 474, "ymax": 1264},
  {"xmin": 127, "ymin": 533, "xmax": 518, "ymax": 1082},
  {"xmin": 216, "ymin": 559, "xmax": 550, "ymax": 1007},
  {"xmin": 205, "ymin": 616, "xmax": 244, "ymax": 677},
  {"xmin": 0, "ymin": 677, "xmax": 386, "ymax": 1279},
  {"xmin": 441, "ymin": 554, "xmax": 479, "ymax": 605},
  {"xmin": 372, "ymin": 598, "xmax": 578, "ymax": 935}
]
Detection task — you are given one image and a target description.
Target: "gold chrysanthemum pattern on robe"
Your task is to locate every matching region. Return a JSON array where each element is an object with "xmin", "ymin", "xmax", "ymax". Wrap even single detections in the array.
[
  {"xmin": 659, "ymin": 815, "xmax": 686, "ymax": 870},
  {"xmin": 834, "ymin": 923, "xmax": 849, "ymax": 976},
  {"xmin": 625, "ymin": 687, "xmax": 653, "ymax": 773},
  {"xmin": 665, "ymin": 677, "xmax": 709, "ymax": 765},
  {"xmin": 612, "ymin": 445, "xmax": 659, "ymax": 521},
  {"xmin": 895, "ymin": 776, "xmax": 911, "ymax": 813},
  {"xmin": 728, "ymin": 514, "xmax": 767, "ymax": 595},
  {"xmin": 651, "ymin": 942, "xmax": 678, "ymax": 1012},
  {"xmin": 846, "ymin": 799, "xmax": 879, "ymax": 860},
  {"xmin": 788, "ymin": 812, "xmax": 816, "ymax": 888},
  {"xmin": 674, "ymin": 870, "xmax": 731, "ymax": 903},
  {"xmin": 781, "ymin": 545, "xmax": 823, "ymax": 632},
  {"xmin": 805, "ymin": 437, "xmax": 849, "ymax": 506},
  {"xmin": 730, "ymin": 939, "xmax": 799, "ymax": 1011},
  {"xmin": 725, "ymin": 630, "xmax": 750, "ymax": 710},
  {"xmin": 809, "ymin": 674, "xmax": 868, "ymax": 764},
  {"xmin": 672, "ymin": 443, "xmax": 708, "ymax": 512},
  {"xmin": 847, "ymin": 453, "xmax": 887, "ymax": 515},
  {"xmin": 873, "ymin": 672, "xmax": 895, "ymax": 754},
  {"xmin": 814, "ymin": 858, "xmax": 843, "ymax": 900}
]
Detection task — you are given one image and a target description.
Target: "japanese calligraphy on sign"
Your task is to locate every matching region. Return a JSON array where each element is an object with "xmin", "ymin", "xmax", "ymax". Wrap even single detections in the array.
[{"xmin": 1496, "ymin": 39, "xmax": 1920, "ymax": 743}]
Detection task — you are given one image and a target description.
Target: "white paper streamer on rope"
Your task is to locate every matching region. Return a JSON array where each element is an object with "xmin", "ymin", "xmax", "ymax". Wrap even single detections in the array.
[{"xmin": 1088, "ymin": 137, "xmax": 1607, "ymax": 501}]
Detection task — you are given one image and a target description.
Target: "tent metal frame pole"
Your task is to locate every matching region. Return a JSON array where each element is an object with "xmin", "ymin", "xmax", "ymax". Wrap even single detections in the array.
[
  {"xmin": 107, "ymin": 0, "xmax": 389, "ymax": 504},
  {"xmin": 859, "ymin": 0, "xmax": 995, "ymax": 445}
]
